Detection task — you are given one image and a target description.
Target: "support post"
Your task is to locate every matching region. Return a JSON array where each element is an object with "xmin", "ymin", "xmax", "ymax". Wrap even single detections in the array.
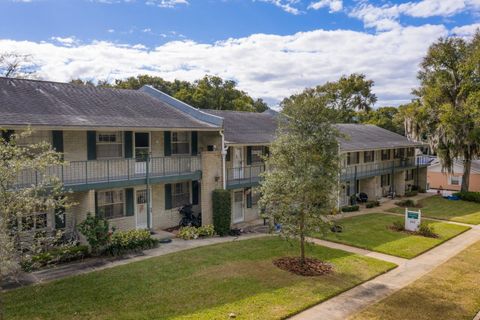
[{"xmin": 146, "ymin": 155, "xmax": 151, "ymax": 229}]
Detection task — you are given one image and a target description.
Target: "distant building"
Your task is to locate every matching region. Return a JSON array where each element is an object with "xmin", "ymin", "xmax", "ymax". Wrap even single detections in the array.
[{"xmin": 428, "ymin": 159, "xmax": 480, "ymax": 192}]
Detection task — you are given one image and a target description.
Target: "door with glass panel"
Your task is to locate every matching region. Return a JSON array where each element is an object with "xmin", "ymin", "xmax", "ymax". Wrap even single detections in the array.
[
  {"xmin": 136, "ymin": 189, "xmax": 149, "ymax": 229},
  {"xmin": 134, "ymin": 132, "xmax": 150, "ymax": 174},
  {"xmin": 232, "ymin": 190, "xmax": 244, "ymax": 223}
]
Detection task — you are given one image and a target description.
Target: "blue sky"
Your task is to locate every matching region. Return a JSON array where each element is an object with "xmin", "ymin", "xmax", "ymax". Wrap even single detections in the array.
[{"xmin": 0, "ymin": 0, "xmax": 478, "ymax": 106}]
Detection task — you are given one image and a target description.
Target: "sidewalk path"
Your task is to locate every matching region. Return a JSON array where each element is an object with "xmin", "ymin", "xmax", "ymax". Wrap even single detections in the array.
[
  {"xmin": 1, "ymin": 232, "xmax": 266, "ymax": 291},
  {"xmin": 290, "ymin": 225, "xmax": 480, "ymax": 320}
]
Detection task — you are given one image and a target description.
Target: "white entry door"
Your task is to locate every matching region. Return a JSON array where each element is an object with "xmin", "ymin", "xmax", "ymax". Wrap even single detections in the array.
[
  {"xmin": 135, "ymin": 132, "xmax": 150, "ymax": 174},
  {"xmin": 232, "ymin": 191, "xmax": 244, "ymax": 223},
  {"xmin": 136, "ymin": 189, "xmax": 149, "ymax": 229},
  {"xmin": 233, "ymin": 147, "xmax": 244, "ymax": 179}
]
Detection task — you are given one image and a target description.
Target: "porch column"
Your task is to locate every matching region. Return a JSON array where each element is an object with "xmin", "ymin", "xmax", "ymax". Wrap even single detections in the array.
[{"xmin": 200, "ymin": 151, "xmax": 223, "ymax": 225}]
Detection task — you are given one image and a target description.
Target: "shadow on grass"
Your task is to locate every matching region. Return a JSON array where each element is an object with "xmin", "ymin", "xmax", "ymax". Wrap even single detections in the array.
[{"xmin": 4, "ymin": 237, "xmax": 395, "ymax": 320}]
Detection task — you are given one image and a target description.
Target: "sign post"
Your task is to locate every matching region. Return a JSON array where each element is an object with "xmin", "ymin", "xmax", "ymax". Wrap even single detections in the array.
[{"xmin": 405, "ymin": 208, "xmax": 421, "ymax": 232}]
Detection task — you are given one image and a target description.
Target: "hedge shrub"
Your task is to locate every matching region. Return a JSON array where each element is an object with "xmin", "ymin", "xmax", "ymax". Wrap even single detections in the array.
[
  {"xmin": 212, "ymin": 189, "xmax": 231, "ymax": 236},
  {"xmin": 341, "ymin": 205, "xmax": 359, "ymax": 212},
  {"xmin": 366, "ymin": 200, "xmax": 380, "ymax": 208},
  {"xmin": 395, "ymin": 199, "xmax": 416, "ymax": 207},
  {"xmin": 404, "ymin": 190, "xmax": 418, "ymax": 197},
  {"xmin": 177, "ymin": 225, "xmax": 216, "ymax": 240},
  {"xmin": 453, "ymin": 191, "xmax": 480, "ymax": 203},
  {"xmin": 105, "ymin": 229, "xmax": 158, "ymax": 256}
]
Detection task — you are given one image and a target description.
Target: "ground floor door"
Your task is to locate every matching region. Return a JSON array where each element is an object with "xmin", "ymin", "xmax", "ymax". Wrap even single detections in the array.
[
  {"xmin": 135, "ymin": 188, "xmax": 150, "ymax": 229},
  {"xmin": 232, "ymin": 190, "xmax": 244, "ymax": 223},
  {"xmin": 135, "ymin": 132, "xmax": 150, "ymax": 174}
]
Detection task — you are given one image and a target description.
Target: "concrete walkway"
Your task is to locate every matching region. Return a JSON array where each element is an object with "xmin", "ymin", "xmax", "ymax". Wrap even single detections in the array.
[
  {"xmin": 290, "ymin": 224, "xmax": 480, "ymax": 320},
  {"xmin": 1, "ymin": 232, "xmax": 266, "ymax": 291},
  {"xmin": 474, "ymin": 310, "xmax": 480, "ymax": 320}
]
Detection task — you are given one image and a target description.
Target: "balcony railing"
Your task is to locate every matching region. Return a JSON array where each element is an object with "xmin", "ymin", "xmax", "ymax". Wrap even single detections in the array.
[
  {"xmin": 226, "ymin": 164, "xmax": 265, "ymax": 189},
  {"xmin": 15, "ymin": 156, "xmax": 202, "ymax": 190},
  {"xmin": 340, "ymin": 155, "xmax": 432, "ymax": 182}
]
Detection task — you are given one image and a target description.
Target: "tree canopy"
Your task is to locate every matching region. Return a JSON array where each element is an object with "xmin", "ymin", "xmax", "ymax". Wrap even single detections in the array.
[
  {"xmin": 412, "ymin": 32, "xmax": 480, "ymax": 191},
  {"xmin": 280, "ymin": 73, "xmax": 377, "ymax": 123},
  {"xmin": 358, "ymin": 106, "xmax": 405, "ymax": 135},
  {"xmin": 72, "ymin": 74, "xmax": 268, "ymax": 113}
]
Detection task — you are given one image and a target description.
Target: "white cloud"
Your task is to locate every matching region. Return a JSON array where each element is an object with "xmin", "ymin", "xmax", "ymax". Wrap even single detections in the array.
[
  {"xmin": 258, "ymin": 0, "xmax": 302, "ymax": 15},
  {"xmin": 308, "ymin": 0, "xmax": 343, "ymax": 13},
  {"xmin": 451, "ymin": 23, "xmax": 480, "ymax": 37},
  {"xmin": 350, "ymin": 0, "xmax": 480, "ymax": 31},
  {"xmin": 0, "ymin": 24, "xmax": 450, "ymax": 106},
  {"xmin": 145, "ymin": 0, "xmax": 188, "ymax": 8},
  {"xmin": 50, "ymin": 36, "xmax": 80, "ymax": 47}
]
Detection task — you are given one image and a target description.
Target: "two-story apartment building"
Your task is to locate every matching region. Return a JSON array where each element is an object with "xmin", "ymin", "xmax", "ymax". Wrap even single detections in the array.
[{"xmin": 0, "ymin": 77, "xmax": 430, "ymax": 236}]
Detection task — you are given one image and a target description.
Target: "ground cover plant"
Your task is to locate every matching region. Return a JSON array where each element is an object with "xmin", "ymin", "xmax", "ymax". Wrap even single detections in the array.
[
  {"xmin": 313, "ymin": 213, "xmax": 470, "ymax": 259},
  {"xmin": 3, "ymin": 237, "xmax": 395, "ymax": 320}
]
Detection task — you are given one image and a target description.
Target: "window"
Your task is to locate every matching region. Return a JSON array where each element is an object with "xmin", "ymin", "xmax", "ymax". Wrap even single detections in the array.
[
  {"xmin": 171, "ymin": 132, "xmax": 190, "ymax": 155},
  {"xmin": 251, "ymin": 188, "xmax": 261, "ymax": 206},
  {"xmin": 381, "ymin": 149, "xmax": 391, "ymax": 161},
  {"xmin": 364, "ymin": 151, "xmax": 375, "ymax": 163},
  {"xmin": 347, "ymin": 152, "xmax": 360, "ymax": 165},
  {"xmin": 96, "ymin": 132, "xmax": 123, "ymax": 159},
  {"xmin": 15, "ymin": 130, "xmax": 52, "ymax": 146},
  {"xmin": 172, "ymin": 182, "xmax": 190, "ymax": 208},
  {"xmin": 251, "ymin": 146, "xmax": 264, "ymax": 164},
  {"xmin": 449, "ymin": 175, "xmax": 461, "ymax": 186},
  {"xmin": 407, "ymin": 147, "xmax": 415, "ymax": 157},
  {"xmin": 394, "ymin": 148, "xmax": 405, "ymax": 159},
  {"xmin": 381, "ymin": 174, "xmax": 391, "ymax": 187},
  {"xmin": 405, "ymin": 169, "xmax": 415, "ymax": 181},
  {"xmin": 21, "ymin": 212, "xmax": 48, "ymax": 231},
  {"xmin": 97, "ymin": 189, "xmax": 124, "ymax": 219}
]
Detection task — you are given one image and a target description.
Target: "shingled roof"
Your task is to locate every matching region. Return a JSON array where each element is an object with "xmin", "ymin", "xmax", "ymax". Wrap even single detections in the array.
[
  {"xmin": 204, "ymin": 109, "xmax": 279, "ymax": 145},
  {"xmin": 336, "ymin": 124, "xmax": 424, "ymax": 152},
  {"xmin": 0, "ymin": 77, "xmax": 221, "ymax": 130}
]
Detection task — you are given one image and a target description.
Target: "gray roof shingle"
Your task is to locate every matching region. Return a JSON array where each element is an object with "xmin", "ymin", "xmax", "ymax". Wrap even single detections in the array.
[
  {"xmin": 0, "ymin": 77, "xmax": 220, "ymax": 130},
  {"xmin": 204, "ymin": 109, "xmax": 278, "ymax": 145}
]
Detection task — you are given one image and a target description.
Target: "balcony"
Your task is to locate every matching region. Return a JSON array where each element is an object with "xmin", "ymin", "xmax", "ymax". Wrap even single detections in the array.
[
  {"xmin": 226, "ymin": 164, "xmax": 265, "ymax": 189},
  {"xmin": 15, "ymin": 156, "xmax": 202, "ymax": 191},
  {"xmin": 340, "ymin": 155, "xmax": 432, "ymax": 182}
]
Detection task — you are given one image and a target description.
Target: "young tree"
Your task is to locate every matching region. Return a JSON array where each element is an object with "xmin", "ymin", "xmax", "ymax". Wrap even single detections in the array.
[
  {"xmin": 0, "ymin": 52, "xmax": 37, "ymax": 78},
  {"xmin": 260, "ymin": 95, "xmax": 340, "ymax": 265},
  {"xmin": 0, "ymin": 131, "xmax": 71, "ymax": 279},
  {"xmin": 413, "ymin": 32, "xmax": 480, "ymax": 191},
  {"xmin": 281, "ymin": 73, "xmax": 377, "ymax": 123}
]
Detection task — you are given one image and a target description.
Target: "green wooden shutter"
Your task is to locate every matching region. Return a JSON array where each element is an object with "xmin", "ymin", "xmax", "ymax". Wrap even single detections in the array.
[
  {"xmin": 87, "ymin": 131, "xmax": 97, "ymax": 160},
  {"xmin": 263, "ymin": 146, "xmax": 270, "ymax": 157},
  {"xmin": 226, "ymin": 147, "xmax": 231, "ymax": 161},
  {"xmin": 52, "ymin": 130, "xmax": 64, "ymax": 153},
  {"xmin": 191, "ymin": 131, "xmax": 198, "ymax": 156},
  {"xmin": 246, "ymin": 188, "xmax": 252, "ymax": 208},
  {"xmin": 164, "ymin": 131, "xmax": 172, "ymax": 156},
  {"xmin": 125, "ymin": 188, "xmax": 134, "ymax": 216},
  {"xmin": 124, "ymin": 131, "xmax": 133, "ymax": 159},
  {"xmin": 192, "ymin": 180, "xmax": 199, "ymax": 205},
  {"xmin": 94, "ymin": 191, "xmax": 100, "ymax": 217},
  {"xmin": 165, "ymin": 184, "xmax": 172, "ymax": 210},
  {"xmin": 246, "ymin": 146, "xmax": 252, "ymax": 165}
]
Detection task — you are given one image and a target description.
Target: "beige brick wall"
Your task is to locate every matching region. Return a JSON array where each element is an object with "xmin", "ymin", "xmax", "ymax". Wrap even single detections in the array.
[
  {"xmin": 200, "ymin": 151, "xmax": 223, "ymax": 225},
  {"xmin": 151, "ymin": 131, "xmax": 164, "ymax": 157},
  {"xmin": 394, "ymin": 171, "xmax": 406, "ymax": 196}
]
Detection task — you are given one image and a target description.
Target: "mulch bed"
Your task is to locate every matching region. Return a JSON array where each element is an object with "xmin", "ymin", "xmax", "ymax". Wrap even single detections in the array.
[{"xmin": 273, "ymin": 257, "xmax": 333, "ymax": 276}]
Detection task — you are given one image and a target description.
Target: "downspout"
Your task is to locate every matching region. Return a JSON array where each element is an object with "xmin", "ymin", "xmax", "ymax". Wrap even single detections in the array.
[{"xmin": 219, "ymin": 130, "xmax": 228, "ymax": 189}]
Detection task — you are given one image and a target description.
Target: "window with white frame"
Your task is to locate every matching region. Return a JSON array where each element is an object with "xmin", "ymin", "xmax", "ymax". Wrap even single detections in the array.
[
  {"xmin": 171, "ymin": 132, "xmax": 190, "ymax": 155},
  {"xmin": 449, "ymin": 175, "xmax": 461, "ymax": 186},
  {"xmin": 251, "ymin": 187, "xmax": 261, "ymax": 206},
  {"xmin": 20, "ymin": 212, "xmax": 48, "ymax": 231},
  {"xmin": 347, "ymin": 152, "xmax": 360, "ymax": 165},
  {"xmin": 251, "ymin": 146, "xmax": 264, "ymax": 164},
  {"xmin": 96, "ymin": 132, "xmax": 123, "ymax": 159},
  {"xmin": 381, "ymin": 149, "xmax": 391, "ymax": 161},
  {"xmin": 364, "ymin": 150, "xmax": 375, "ymax": 163},
  {"xmin": 172, "ymin": 182, "xmax": 190, "ymax": 208},
  {"xmin": 97, "ymin": 189, "xmax": 125, "ymax": 219}
]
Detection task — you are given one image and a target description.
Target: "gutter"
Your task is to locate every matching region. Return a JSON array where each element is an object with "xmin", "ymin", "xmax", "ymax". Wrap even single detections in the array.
[{"xmin": 219, "ymin": 130, "xmax": 228, "ymax": 189}]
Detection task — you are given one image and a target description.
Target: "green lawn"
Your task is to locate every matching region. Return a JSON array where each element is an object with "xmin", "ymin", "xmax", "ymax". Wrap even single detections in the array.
[
  {"xmin": 351, "ymin": 241, "xmax": 480, "ymax": 320},
  {"xmin": 387, "ymin": 195, "xmax": 480, "ymax": 225},
  {"xmin": 3, "ymin": 237, "xmax": 395, "ymax": 320},
  {"xmin": 314, "ymin": 213, "xmax": 470, "ymax": 259}
]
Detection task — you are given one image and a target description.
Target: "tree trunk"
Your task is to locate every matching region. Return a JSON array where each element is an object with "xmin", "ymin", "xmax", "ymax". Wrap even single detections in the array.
[
  {"xmin": 461, "ymin": 157, "xmax": 471, "ymax": 192},
  {"xmin": 299, "ymin": 211, "xmax": 305, "ymax": 265}
]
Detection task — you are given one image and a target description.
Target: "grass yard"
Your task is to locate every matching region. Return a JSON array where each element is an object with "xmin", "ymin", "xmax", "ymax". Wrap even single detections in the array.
[
  {"xmin": 387, "ymin": 195, "xmax": 480, "ymax": 225},
  {"xmin": 350, "ymin": 240, "xmax": 480, "ymax": 320},
  {"xmin": 314, "ymin": 213, "xmax": 470, "ymax": 259},
  {"xmin": 3, "ymin": 237, "xmax": 396, "ymax": 320}
]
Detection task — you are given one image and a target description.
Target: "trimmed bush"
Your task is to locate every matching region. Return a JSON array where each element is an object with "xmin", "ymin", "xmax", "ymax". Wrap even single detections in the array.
[
  {"xmin": 404, "ymin": 190, "xmax": 418, "ymax": 197},
  {"xmin": 177, "ymin": 225, "xmax": 216, "ymax": 240},
  {"xmin": 21, "ymin": 245, "xmax": 89, "ymax": 272},
  {"xmin": 105, "ymin": 229, "xmax": 158, "ymax": 256},
  {"xmin": 453, "ymin": 191, "xmax": 480, "ymax": 203},
  {"xmin": 395, "ymin": 199, "xmax": 416, "ymax": 207},
  {"xmin": 78, "ymin": 213, "xmax": 110, "ymax": 253},
  {"xmin": 341, "ymin": 205, "xmax": 359, "ymax": 212},
  {"xmin": 365, "ymin": 200, "xmax": 380, "ymax": 208},
  {"xmin": 389, "ymin": 220, "xmax": 405, "ymax": 232},
  {"xmin": 418, "ymin": 222, "xmax": 438, "ymax": 238},
  {"xmin": 212, "ymin": 189, "xmax": 231, "ymax": 236}
]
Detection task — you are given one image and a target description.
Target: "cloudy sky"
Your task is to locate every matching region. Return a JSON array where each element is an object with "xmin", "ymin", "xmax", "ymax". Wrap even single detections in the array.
[{"xmin": 0, "ymin": 0, "xmax": 479, "ymax": 107}]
